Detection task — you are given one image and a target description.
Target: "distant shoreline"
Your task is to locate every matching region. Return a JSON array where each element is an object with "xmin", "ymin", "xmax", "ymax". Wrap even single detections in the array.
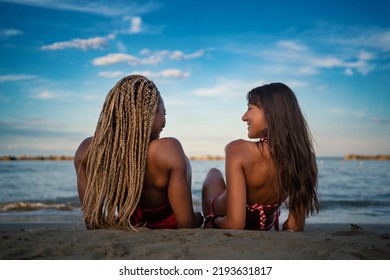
[
  {"xmin": 343, "ymin": 154, "xmax": 390, "ymax": 160},
  {"xmin": 1, "ymin": 154, "xmax": 389, "ymax": 161},
  {"xmin": 0, "ymin": 155, "xmax": 74, "ymax": 161},
  {"xmin": 0, "ymin": 155, "xmax": 226, "ymax": 161}
]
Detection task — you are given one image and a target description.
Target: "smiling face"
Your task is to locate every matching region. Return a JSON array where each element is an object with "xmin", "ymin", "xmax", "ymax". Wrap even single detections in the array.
[
  {"xmin": 150, "ymin": 97, "xmax": 166, "ymax": 140},
  {"xmin": 242, "ymin": 103, "xmax": 267, "ymax": 139}
]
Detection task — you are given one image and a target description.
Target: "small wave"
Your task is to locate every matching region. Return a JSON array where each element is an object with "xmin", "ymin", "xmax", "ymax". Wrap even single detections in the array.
[
  {"xmin": 0, "ymin": 201, "xmax": 75, "ymax": 212},
  {"xmin": 319, "ymin": 199, "xmax": 389, "ymax": 210}
]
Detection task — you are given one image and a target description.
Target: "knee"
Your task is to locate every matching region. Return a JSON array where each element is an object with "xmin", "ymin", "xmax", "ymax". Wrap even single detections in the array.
[
  {"xmin": 207, "ymin": 168, "xmax": 223, "ymax": 177},
  {"xmin": 203, "ymin": 168, "xmax": 223, "ymax": 190}
]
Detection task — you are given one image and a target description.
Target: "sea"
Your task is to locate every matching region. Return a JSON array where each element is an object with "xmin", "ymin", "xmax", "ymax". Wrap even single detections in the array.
[{"xmin": 0, "ymin": 158, "xmax": 389, "ymax": 226}]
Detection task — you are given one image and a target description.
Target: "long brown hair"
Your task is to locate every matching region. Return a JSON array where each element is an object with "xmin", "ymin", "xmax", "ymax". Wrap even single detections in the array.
[
  {"xmin": 247, "ymin": 82, "xmax": 319, "ymax": 225},
  {"xmin": 82, "ymin": 75, "xmax": 160, "ymax": 230}
]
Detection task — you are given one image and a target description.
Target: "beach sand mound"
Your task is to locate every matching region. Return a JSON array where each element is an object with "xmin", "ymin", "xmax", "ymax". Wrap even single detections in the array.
[{"xmin": 1, "ymin": 223, "xmax": 389, "ymax": 260}]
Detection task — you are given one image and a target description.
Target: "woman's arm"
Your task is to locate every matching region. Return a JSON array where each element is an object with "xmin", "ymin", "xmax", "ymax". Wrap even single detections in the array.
[
  {"xmin": 158, "ymin": 138, "xmax": 203, "ymax": 228},
  {"xmin": 282, "ymin": 210, "xmax": 305, "ymax": 231},
  {"xmin": 212, "ymin": 141, "xmax": 247, "ymax": 229},
  {"xmin": 74, "ymin": 137, "xmax": 92, "ymax": 206}
]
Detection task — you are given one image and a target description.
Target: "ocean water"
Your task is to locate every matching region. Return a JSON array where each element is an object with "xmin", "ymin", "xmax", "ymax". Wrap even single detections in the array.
[{"xmin": 0, "ymin": 158, "xmax": 389, "ymax": 226}]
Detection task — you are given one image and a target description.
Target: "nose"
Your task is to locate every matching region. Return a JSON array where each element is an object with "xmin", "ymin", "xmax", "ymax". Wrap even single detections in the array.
[{"xmin": 242, "ymin": 111, "xmax": 248, "ymax": 122}]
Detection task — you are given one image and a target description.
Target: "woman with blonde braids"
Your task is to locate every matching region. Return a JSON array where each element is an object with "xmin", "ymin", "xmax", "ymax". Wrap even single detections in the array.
[{"xmin": 74, "ymin": 75, "xmax": 203, "ymax": 230}]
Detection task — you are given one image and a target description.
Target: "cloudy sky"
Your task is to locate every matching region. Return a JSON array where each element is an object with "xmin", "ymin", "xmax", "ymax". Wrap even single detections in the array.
[{"xmin": 0, "ymin": 0, "xmax": 389, "ymax": 157}]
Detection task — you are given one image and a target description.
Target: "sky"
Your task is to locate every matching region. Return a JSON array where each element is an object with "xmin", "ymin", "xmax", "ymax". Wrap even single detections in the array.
[{"xmin": 0, "ymin": 0, "xmax": 389, "ymax": 157}]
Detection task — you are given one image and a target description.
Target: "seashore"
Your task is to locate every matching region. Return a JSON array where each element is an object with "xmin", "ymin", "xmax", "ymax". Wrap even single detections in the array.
[{"xmin": 0, "ymin": 222, "xmax": 389, "ymax": 260}]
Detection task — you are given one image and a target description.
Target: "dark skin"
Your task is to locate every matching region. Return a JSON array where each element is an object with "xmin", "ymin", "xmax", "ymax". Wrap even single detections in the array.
[
  {"xmin": 74, "ymin": 97, "xmax": 203, "ymax": 229},
  {"xmin": 202, "ymin": 104, "xmax": 304, "ymax": 231}
]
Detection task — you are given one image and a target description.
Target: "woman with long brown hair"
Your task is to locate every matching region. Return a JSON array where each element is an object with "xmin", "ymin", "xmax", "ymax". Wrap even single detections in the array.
[{"xmin": 202, "ymin": 82, "xmax": 319, "ymax": 231}]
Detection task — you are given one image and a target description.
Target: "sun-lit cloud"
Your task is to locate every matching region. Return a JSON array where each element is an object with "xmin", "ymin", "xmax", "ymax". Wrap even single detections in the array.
[
  {"xmin": 41, "ymin": 35, "xmax": 113, "ymax": 51},
  {"xmin": 329, "ymin": 27, "xmax": 390, "ymax": 52},
  {"xmin": 130, "ymin": 69, "xmax": 190, "ymax": 79},
  {"xmin": 33, "ymin": 90, "xmax": 71, "ymax": 100},
  {"xmin": 126, "ymin": 16, "xmax": 142, "ymax": 34},
  {"xmin": 259, "ymin": 39, "xmax": 377, "ymax": 76},
  {"xmin": 192, "ymin": 77, "xmax": 309, "ymax": 98},
  {"xmin": 98, "ymin": 69, "xmax": 190, "ymax": 79},
  {"xmin": 140, "ymin": 49, "xmax": 207, "ymax": 62},
  {"xmin": 92, "ymin": 48, "xmax": 207, "ymax": 66},
  {"xmin": 93, "ymin": 53, "xmax": 139, "ymax": 66},
  {"xmin": 168, "ymin": 49, "xmax": 205, "ymax": 60},
  {"xmin": 192, "ymin": 78, "xmax": 265, "ymax": 97},
  {"xmin": 1, "ymin": 0, "xmax": 161, "ymax": 17},
  {"xmin": 98, "ymin": 71, "xmax": 125, "ymax": 78}
]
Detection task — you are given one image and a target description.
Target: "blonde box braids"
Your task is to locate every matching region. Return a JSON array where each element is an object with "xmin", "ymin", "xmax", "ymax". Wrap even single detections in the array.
[{"xmin": 82, "ymin": 75, "xmax": 160, "ymax": 230}]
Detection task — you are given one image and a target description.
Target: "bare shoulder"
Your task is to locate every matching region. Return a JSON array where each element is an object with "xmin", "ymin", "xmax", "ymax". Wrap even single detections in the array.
[
  {"xmin": 225, "ymin": 139, "xmax": 254, "ymax": 155},
  {"xmin": 225, "ymin": 139, "xmax": 260, "ymax": 168},
  {"xmin": 148, "ymin": 137, "xmax": 186, "ymax": 164},
  {"xmin": 148, "ymin": 137, "xmax": 183, "ymax": 153},
  {"xmin": 74, "ymin": 137, "xmax": 93, "ymax": 164}
]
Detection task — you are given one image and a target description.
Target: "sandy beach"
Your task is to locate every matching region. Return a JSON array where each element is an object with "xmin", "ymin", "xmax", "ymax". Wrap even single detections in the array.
[{"xmin": 1, "ymin": 223, "xmax": 389, "ymax": 260}]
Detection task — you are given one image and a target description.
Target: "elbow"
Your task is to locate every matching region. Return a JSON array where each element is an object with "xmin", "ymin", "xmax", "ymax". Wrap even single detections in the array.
[
  {"xmin": 177, "ymin": 212, "xmax": 204, "ymax": 229},
  {"xmin": 229, "ymin": 224, "xmax": 245, "ymax": 230},
  {"xmin": 230, "ymin": 221, "xmax": 245, "ymax": 230},
  {"xmin": 177, "ymin": 222, "xmax": 198, "ymax": 229},
  {"xmin": 219, "ymin": 216, "xmax": 245, "ymax": 230}
]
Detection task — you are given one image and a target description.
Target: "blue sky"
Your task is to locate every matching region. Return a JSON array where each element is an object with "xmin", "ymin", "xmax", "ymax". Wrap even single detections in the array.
[{"xmin": 0, "ymin": 0, "xmax": 389, "ymax": 157}]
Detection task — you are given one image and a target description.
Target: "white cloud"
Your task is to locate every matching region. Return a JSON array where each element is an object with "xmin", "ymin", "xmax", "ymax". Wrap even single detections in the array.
[
  {"xmin": 344, "ymin": 68, "xmax": 353, "ymax": 76},
  {"xmin": 192, "ymin": 78, "xmax": 308, "ymax": 98},
  {"xmin": 192, "ymin": 78, "xmax": 265, "ymax": 97},
  {"xmin": 35, "ymin": 90, "xmax": 56, "ymax": 100},
  {"xmin": 93, "ymin": 48, "xmax": 206, "ymax": 66},
  {"xmin": 159, "ymin": 69, "xmax": 190, "ymax": 78},
  {"xmin": 276, "ymin": 40, "xmax": 307, "ymax": 52},
  {"xmin": 1, "ymin": 0, "xmax": 161, "ymax": 17},
  {"xmin": 98, "ymin": 71, "xmax": 125, "ymax": 78},
  {"xmin": 332, "ymin": 28, "xmax": 390, "ymax": 52},
  {"xmin": 169, "ymin": 49, "xmax": 205, "ymax": 60},
  {"xmin": 0, "ymin": 74, "xmax": 36, "ymax": 82},
  {"xmin": 0, "ymin": 28, "xmax": 23, "ymax": 39},
  {"xmin": 372, "ymin": 31, "xmax": 390, "ymax": 52},
  {"xmin": 93, "ymin": 53, "xmax": 140, "ymax": 66},
  {"xmin": 128, "ymin": 16, "xmax": 142, "ymax": 34},
  {"xmin": 41, "ymin": 36, "xmax": 110, "ymax": 51},
  {"xmin": 260, "ymin": 39, "xmax": 377, "ymax": 76},
  {"xmin": 311, "ymin": 56, "xmax": 343, "ymax": 68},
  {"xmin": 34, "ymin": 90, "xmax": 71, "ymax": 100},
  {"xmin": 358, "ymin": 50, "xmax": 374, "ymax": 60},
  {"xmin": 328, "ymin": 108, "xmax": 346, "ymax": 114},
  {"xmin": 130, "ymin": 69, "xmax": 190, "ymax": 79}
]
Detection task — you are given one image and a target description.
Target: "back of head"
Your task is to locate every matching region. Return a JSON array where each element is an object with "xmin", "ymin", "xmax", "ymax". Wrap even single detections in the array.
[
  {"xmin": 83, "ymin": 75, "xmax": 160, "ymax": 230},
  {"xmin": 247, "ymin": 82, "xmax": 319, "ymax": 224}
]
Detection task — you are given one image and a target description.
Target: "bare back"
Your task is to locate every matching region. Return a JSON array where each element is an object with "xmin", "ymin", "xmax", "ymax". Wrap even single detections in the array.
[
  {"xmin": 207, "ymin": 139, "xmax": 283, "ymax": 229},
  {"xmin": 233, "ymin": 139, "xmax": 281, "ymax": 205},
  {"xmin": 74, "ymin": 136, "xmax": 201, "ymax": 228}
]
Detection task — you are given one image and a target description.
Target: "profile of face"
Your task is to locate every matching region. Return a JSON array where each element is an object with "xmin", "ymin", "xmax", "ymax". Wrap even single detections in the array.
[
  {"xmin": 150, "ymin": 97, "xmax": 166, "ymax": 140},
  {"xmin": 242, "ymin": 103, "xmax": 267, "ymax": 139}
]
